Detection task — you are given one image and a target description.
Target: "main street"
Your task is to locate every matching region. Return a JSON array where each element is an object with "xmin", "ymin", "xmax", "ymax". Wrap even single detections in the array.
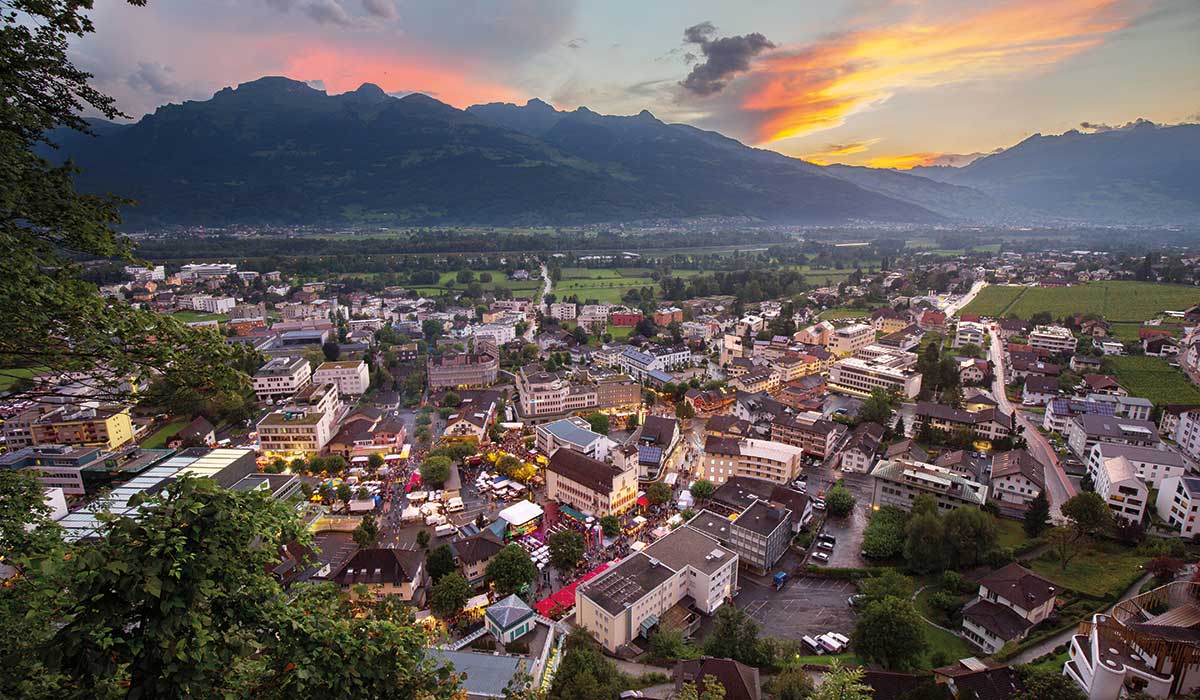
[{"xmin": 987, "ymin": 322, "xmax": 1075, "ymax": 520}]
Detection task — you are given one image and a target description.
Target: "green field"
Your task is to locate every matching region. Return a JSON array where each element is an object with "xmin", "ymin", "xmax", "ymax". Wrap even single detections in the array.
[
  {"xmin": 171, "ymin": 311, "xmax": 226, "ymax": 323},
  {"xmin": 0, "ymin": 366, "xmax": 45, "ymax": 393},
  {"xmin": 996, "ymin": 518, "xmax": 1033, "ymax": 551},
  {"xmin": 141, "ymin": 420, "xmax": 188, "ymax": 449},
  {"xmin": 819, "ymin": 307, "xmax": 873, "ymax": 320},
  {"xmin": 1027, "ymin": 541, "xmax": 1147, "ymax": 599},
  {"xmin": 1107, "ymin": 356, "xmax": 1200, "ymax": 405},
  {"xmin": 963, "ymin": 281, "xmax": 1200, "ymax": 322}
]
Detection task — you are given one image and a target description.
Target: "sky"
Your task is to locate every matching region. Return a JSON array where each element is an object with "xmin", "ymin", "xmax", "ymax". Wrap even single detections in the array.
[{"xmin": 76, "ymin": 0, "xmax": 1200, "ymax": 168}]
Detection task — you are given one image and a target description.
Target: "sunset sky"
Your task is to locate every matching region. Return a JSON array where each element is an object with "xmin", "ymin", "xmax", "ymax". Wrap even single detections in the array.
[{"xmin": 77, "ymin": 0, "xmax": 1200, "ymax": 168}]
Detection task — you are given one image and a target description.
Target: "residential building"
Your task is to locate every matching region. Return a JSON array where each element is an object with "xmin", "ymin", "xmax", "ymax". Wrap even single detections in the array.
[
  {"xmin": 1172, "ymin": 408, "xmax": 1200, "ymax": 464},
  {"xmin": 313, "ymin": 360, "xmax": 370, "ymax": 396},
  {"xmin": 544, "ymin": 448, "xmax": 637, "ymax": 517},
  {"xmin": 179, "ymin": 262, "xmax": 237, "ymax": 280},
  {"xmin": 870, "ymin": 459, "xmax": 988, "ymax": 512},
  {"xmin": 1021, "ymin": 376, "xmax": 1059, "ymax": 406},
  {"xmin": 830, "ymin": 324, "xmax": 874, "ymax": 356},
  {"xmin": 1086, "ymin": 443, "xmax": 1187, "ymax": 490},
  {"xmin": 451, "ymin": 531, "xmax": 506, "ymax": 585},
  {"xmin": 256, "ymin": 382, "xmax": 342, "ymax": 454},
  {"xmin": 989, "ymin": 449, "xmax": 1045, "ymax": 506},
  {"xmin": 688, "ymin": 503, "xmax": 793, "ymax": 575},
  {"xmin": 427, "ymin": 351, "xmax": 499, "ymax": 390},
  {"xmin": 516, "ymin": 366, "xmax": 594, "ymax": 417},
  {"xmin": 871, "ymin": 308, "xmax": 912, "ymax": 335},
  {"xmin": 575, "ymin": 526, "xmax": 738, "ymax": 653},
  {"xmin": 332, "ymin": 548, "xmax": 425, "ymax": 604},
  {"xmin": 770, "ymin": 411, "xmax": 845, "ymax": 459},
  {"xmin": 674, "ymin": 658, "xmax": 760, "ymax": 700},
  {"xmin": 1028, "ymin": 325, "xmax": 1078, "ymax": 354},
  {"xmin": 31, "ymin": 405, "xmax": 134, "ymax": 450},
  {"xmin": 1042, "ymin": 394, "xmax": 1153, "ymax": 433},
  {"xmin": 733, "ymin": 368, "xmax": 781, "ymax": 395},
  {"xmin": 617, "ymin": 344, "xmax": 690, "ymax": 382},
  {"xmin": 1155, "ymin": 476, "xmax": 1200, "ymax": 538},
  {"xmin": 698, "ymin": 437, "xmax": 805, "ymax": 485},
  {"xmin": 840, "ymin": 422, "xmax": 884, "ymax": 473},
  {"xmin": 961, "ymin": 563, "xmax": 1057, "ymax": 654},
  {"xmin": 912, "ymin": 402, "xmax": 1013, "ymax": 442},
  {"xmin": 1066, "ymin": 414, "xmax": 1160, "ymax": 458},
  {"xmin": 549, "ymin": 302, "xmax": 577, "ymax": 321},
  {"xmin": 828, "ymin": 344, "xmax": 922, "ymax": 398},
  {"xmin": 654, "ymin": 307, "xmax": 684, "ymax": 326},
  {"xmin": 626, "ymin": 416, "xmax": 683, "ymax": 480},
  {"xmin": 1092, "ymin": 455, "xmax": 1149, "ymax": 523},
  {"xmin": 0, "ymin": 444, "xmax": 106, "ymax": 495},
  {"xmin": 536, "ymin": 417, "xmax": 610, "ymax": 461},
  {"xmin": 253, "ymin": 356, "xmax": 312, "ymax": 401},
  {"xmin": 954, "ymin": 321, "xmax": 987, "ymax": 348},
  {"xmin": 192, "ymin": 294, "xmax": 236, "ymax": 314}
]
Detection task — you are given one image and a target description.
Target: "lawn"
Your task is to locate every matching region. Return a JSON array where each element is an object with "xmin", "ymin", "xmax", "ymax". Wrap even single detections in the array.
[
  {"xmin": 1107, "ymin": 355, "xmax": 1200, "ymax": 405},
  {"xmin": 0, "ymin": 366, "xmax": 45, "ymax": 392},
  {"xmin": 996, "ymin": 518, "xmax": 1033, "ymax": 551},
  {"xmin": 922, "ymin": 619, "xmax": 975, "ymax": 666},
  {"xmin": 819, "ymin": 307, "xmax": 873, "ymax": 320},
  {"xmin": 171, "ymin": 311, "xmax": 226, "ymax": 323},
  {"xmin": 1027, "ymin": 541, "xmax": 1147, "ymax": 599},
  {"xmin": 961, "ymin": 285, "xmax": 1027, "ymax": 317},
  {"xmin": 141, "ymin": 420, "xmax": 188, "ymax": 448}
]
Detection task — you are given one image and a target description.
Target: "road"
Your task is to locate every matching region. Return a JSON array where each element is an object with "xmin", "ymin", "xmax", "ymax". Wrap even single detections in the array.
[
  {"xmin": 987, "ymin": 323, "xmax": 1075, "ymax": 520},
  {"xmin": 941, "ymin": 278, "xmax": 987, "ymax": 317},
  {"xmin": 539, "ymin": 262, "xmax": 552, "ymax": 315}
]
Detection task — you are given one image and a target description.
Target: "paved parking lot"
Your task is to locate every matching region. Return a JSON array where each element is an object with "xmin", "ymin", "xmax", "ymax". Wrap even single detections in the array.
[
  {"xmin": 737, "ymin": 575, "xmax": 858, "ymax": 639},
  {"xmin": 802, "ymin": 470, "xmax": 874, "ymax": 569}
]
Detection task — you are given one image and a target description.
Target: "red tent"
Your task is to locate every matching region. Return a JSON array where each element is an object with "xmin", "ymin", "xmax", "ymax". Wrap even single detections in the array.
[{"xmin": 534, "ymin": 562, "xmax": 612, "ymax": 618}]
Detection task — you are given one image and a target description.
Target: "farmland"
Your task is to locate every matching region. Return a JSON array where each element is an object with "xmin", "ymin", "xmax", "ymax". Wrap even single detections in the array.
[
  {"xmin": 962, "ymin": 281, "xmax": 1200, "ymax": 322},
  {"xmin": 1106, "ymin": 355, "xmax": 1200, "ymax": 405}
]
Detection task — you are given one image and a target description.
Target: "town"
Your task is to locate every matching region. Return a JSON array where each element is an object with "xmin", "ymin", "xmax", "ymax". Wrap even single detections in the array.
[{"xmin": 8, "ymin": 238, "xmax": 1200, "ymax": 700}]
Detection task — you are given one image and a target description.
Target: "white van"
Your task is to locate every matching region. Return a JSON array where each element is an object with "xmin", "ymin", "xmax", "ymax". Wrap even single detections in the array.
[
  {"xmin": 445, "ymin": 497, "xmax": 466, "ymax": 513},
  {"xmin": 802, "ymin": 636, "xmax": 825, "ymax": 655},
  {"xmin": 425, "ymin": 514, "xmax": 446, "ymax": 526},
  {"xmin": 818, "ymin": 633, "xmax": 844, "ymax": 654},
  {"xmin": 435, "ymin": 523, "xmax": 457, "ymax": 538},
  {"xmin": 829, "ymin": 632, "xmax": 850, "ymax": 648}
]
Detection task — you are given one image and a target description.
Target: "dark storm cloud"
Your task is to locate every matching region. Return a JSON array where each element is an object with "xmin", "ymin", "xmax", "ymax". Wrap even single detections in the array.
[
  {"xmin": 126, "ymin": 62, "xmax": 182, "ymax": 96},
  {"xmin": 680, "ymin": 21, "xmax": 775, "ymax": 96}
]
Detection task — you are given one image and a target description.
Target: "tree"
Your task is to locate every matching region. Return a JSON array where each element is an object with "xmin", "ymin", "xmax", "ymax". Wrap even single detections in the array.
[
  {"xmin": 905, "ymin": 512, "xmax": 948, "ymax": 574},
  {"xmin": 1024, "ymin": 491, "xmax": 1051, "ymax": 537},
  {"xmin": 942, "ymin": 506, "xmax": 997, "ymax": 569},
  {"xmin": 441, "ymin": 391, "xmax": 462, "ymax": 408},
  {"xmin": 766, "ymin": 668, "xmax": 815, "ymax": 700},
  {"xmin": 584, "ymin": 412, "xmax": 610, "ymax": 435},
  {"xmin": 825, "ymin": 483, "xmax": 856, "ymax": 518},
  {"xmin": 416, "ymin": 530, "xmax": 431, "ymax": 549},
  {"xmin": 324, "ymin": 454, "xmax": 347, "ymax": 472},
  {"xmin": 861, "ymin": 507, "xmax": 908, "ymax": 560},
  {"xmin": 600, "ymin": 515, "xmax": 621, "ymax": 538},
  {"xmin": 646, "ymin": 481, "xmax": 673, "ymax": 506},
  {"xmin": 851, "ymin": 596, "xmax": 928, "ymax": 670},
  {"xmin": 336, "ymin": 482, "xmax": 353, "ymax": 503},
  {"xmin": 420, "ymin": 456, "xmax": 453, "ymax": 487},
  {"xmin": 485, "ymin": 544, "xmax": 537, "ymax": 596},
  {"xmin": 704, "ymin": 605, "xmax": 768, "ymax": 666},
  {"xmin": 353, "ymin": 515, "xmax": 379, "ymax": 548},
  {"xmin": 1146, "ymin": 556, "xmax": 1186, "ymax": 584},
  {"xmin": 812, "ymin": 660, "xmax": 872, "ymax": 700},
  {"xmin": 677, "ymin": 675, "xmax": 726, "ymax": 700},
  {"xmin": 426, "ymin": 545, "xmax": 457, "ymax": 582},
  {"xmin": 496, "ymin": 455, "xmax": 523, "ymax": 478},
  {"xmin": 367, "ymin": 453, "xmax": 385, "ymax": 470},
  {"xmin": 647, "ymin": 627, "xmax": 688, "ymax": 663},
  {"xmin": 1049, "ymin": 492, "xmax": 1115, "ymax": 571},
  {"xmin": 859, "ymin": 388, "xmax": 893, "ymax": 426},
  {"xmin": 1014, "ymin": 667, "xmax": 1086, "ymax": 700},
  {"xmin": 676, "ymin": 401, "xmax": 696, "ymax": 420},
  {"xmin": 322, "ymin": 340, "xmax": 342, "ymax": 361},
  {"xmin": 550, "ymin": 629, "xmax": 626, "ymax": 700},
  {"xmin": 430, "ymin": 572, "xmax": 473, "ymax": 619},
  {"xmin": 549, "ymin": 530, "xmax": 586, "ymax": 571},
  {"xmin": 858, "ymin": 569, "xmax": 914, "ymax": 606},
  {"xmin": 690, "ymin": 479, "xmax": 716, "ymax": 500}
]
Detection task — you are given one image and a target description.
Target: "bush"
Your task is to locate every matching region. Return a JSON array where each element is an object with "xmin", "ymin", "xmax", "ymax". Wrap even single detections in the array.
[
  {"xmin": 941, "ymin": 571, "xmax": 976, "ymax": 595},
  {"xmin": 862, "ymin": 507, "xmax": 908, "ymax": 560},
  {"xmin": 825, "ymin": 483, "xmax": 856, "ymax": 518},
  {"xmin": 984, "ymin": 546, "xmax": 1015, "ymax": 568}
]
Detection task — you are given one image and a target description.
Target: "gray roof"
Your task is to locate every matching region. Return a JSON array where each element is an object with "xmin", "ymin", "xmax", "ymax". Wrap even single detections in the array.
[
  {"xmin": 542, "ymin": 418, "xmax": 603, "ymax": 446},
  {"xmin": 486, "ymin": 594, "xmax": 534, "ymax": 630},
  {"xmin": 580, "ymin": 552, "xmax": 678, "ymax": 615},
  {"xmin": 731, "ymin": 500, "xmax": 792, "ymax": 537},
  {"xmin": 438, "ymin": 650, "xmax": 523, "ymax": 698},
  {"xmin": 1093, "ymin": 443, "xmax": 1185, "ymax": 467},
  {"xmin": 643, "ymin": 523, "xmax": 735, "ymax": 576}
]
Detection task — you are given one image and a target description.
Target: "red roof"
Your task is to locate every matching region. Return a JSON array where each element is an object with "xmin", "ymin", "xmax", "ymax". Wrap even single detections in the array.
[{"xmin": 535, "ymin": 562, "xmax": 612, "ymax": 617}]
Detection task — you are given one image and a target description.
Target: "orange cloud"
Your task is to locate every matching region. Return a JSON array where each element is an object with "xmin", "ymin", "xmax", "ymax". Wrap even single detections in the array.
[
  {"xmin": 803, "ymin": 138, "xmax": 881, "ymax": 164},
  {"xmin": 280, "ymin": 45, "xmax": 518, "ymax": 107},
  {"xmin": 865, "ymin": 152, "xmax": 946, "ymax": 169},
  {"xmin": 737, "ymin": 0, "xmax": 1136, "ymax": 144}
]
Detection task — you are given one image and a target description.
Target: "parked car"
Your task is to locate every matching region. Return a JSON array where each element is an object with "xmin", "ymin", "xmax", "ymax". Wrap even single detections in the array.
[
  {"xmin": 812, "ymin": 498, "xmax": 826, "ymax": 510},
  {"xmin": 811, "ymin": 550, "xmax": 830, "ymax": 563},
  {"xmin": 817, "ymin": 533, "xmax": 837, "ymax": 544},
  {"xmin": 817, "ymin": 540, "xmax": 834, "ymax": 551},
  {"xmin": 847, "ymin": 594, "xmax": 864, "ymax": 608}
]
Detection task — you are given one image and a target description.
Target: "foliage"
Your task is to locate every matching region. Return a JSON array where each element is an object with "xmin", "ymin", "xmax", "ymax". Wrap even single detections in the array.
[
  {"xmin": 1146, "ymin": 556, "xmax": 1186, "ymax": 584},
  {"xmin": 416, "ymin": 530, "xmax": 431, "ymax": 549},
  {"xmin": 1014, "ymin": 666, "xmax": 1086, "ymax": 700},
  {"xmin": 485, "ymin": 544, "xmax": 537, "ymax": 597},
  {"xmin": 811, "ymin": 661, "xmax": 873, "ymax": 700},
  {"xmin": 677, "ymin": 675, "xmax": 726, "ymax": 700},
  {"xmin": 599, "ymin": 515, "xmax": 621, "ymax": 538},
  {"xmin": 1024, "ymin": 491, "xmax": 1051, "ymax": 538},
  {"xmin": 861, "ymin": 507, "xmax": 908, "ymax": 560},
  {"xmin": 646, "ymin": 481, "xmax": 673, "ymax": 506},
  {"xmin": 426, "ymin": 545, "xmax": 457, "ymax": 582},
  {"xmin": 1049, "ymin": 492, "xmax": 1115, "ymax": 572},
  {"xmin": 549, "ymin": 530, "xmax": 586, "ymax": 571},
  {"xmin": 941, "ymin": 506, "xmax": 998, "ymax": 569},
  {"xmin": 859, "ymin": 569, "xmax": 914, "ymax": 606},
  {"xmin": 549, "ymin": 629, "xmax": 627, "ymax": 700},
  {"xmin": 703, "ymin": 605, "xmax": 772, "ymax": 667},
  {"xmin": 825, "ymin": 483, "xmax": 856, "ymax": 518},
  {"xmin": 420, "ymin": 456, "xmax": 453, "ymax": 487},
  {"xmin": 441, "ymin": 391, "xmax": 461, "ymax": 408},
  {"xmin": 429, "ymin": 572, "xmax": 472, "ymax": 619},
  {"xmin": 353, "ymin": 515, "xmax": 379, "ymax": 549},
  {"xmin": 851, "ymin": 596, "xmax": 928, "ymax": 670},
  {"xmin": 584, "ymin": 412, "xmax": 610, "ymax": 435},
  {"xmin": 765, "ymin": 668, "xmax": 815, "ymax": 700},
  {"xmin": 858, "ymin": 388, "xmax": 894, "ymax": 426},
  {"xmin": 690, "ymin": 479, "xmax": 716, "ymax": 500},
  {"xmin": 647, "ymin": 627, "xmax": 699, "ymax": 664}
]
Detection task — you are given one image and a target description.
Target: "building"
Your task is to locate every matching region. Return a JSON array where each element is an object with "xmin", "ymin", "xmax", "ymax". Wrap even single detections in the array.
[
  {"xmin": 1155, "ymin": 475, "xmax": 1200, "ymax": 538},
  {"xmin": 0, "ymin": 444, "xmax": 106, "ymax": 495},
  {"xmin": 1172, "ymin": 408, "xmax": 1200, "ymax": 464},
  {"xmin": 1092, "ymin": 455, "xmax": 1149, "ymax": 523},
  {"xmin": 989, "ymin": 449, "xmax": 1045, "ymax": 506},
  {"xmin": 256, "ymin": 382, "xmax": 342, "ymax": 455},
  {"xmin": 674, "ymin": 657, "xmax": 760, "ymax": 700},
  {"xmin": 549, "ymin": 302, "xmax": 577, "ymax": 321},
  {"xmin": 1086, "ymin": 443, "xmax": 1187, "ymax": 490},
  {"xmin": 732, "ymin": 368, "xmax": 781, "ymax": 395},
  {"xmin": 536, "ymin": 417, "xmax": 610, "ymax": 461},
  {"xmin": 1066, "ymin": 414, "xmax": 1160, "ymax": 458},
  {"xmin": 544, "ymin": 448, "xmax": 637, "ymax": 517},
  {"xmin": 31, "ymin": 405, "xmax": 134, "ymax": 450},
  {"xmin": 451, "ymin": 531, "xmax": 506, "ymax": 585},
  {"xmin": 332, "ymin": 548, "xmax": 425, "ymax": 604},
  {"xmin": 617, "ymin": 344, "xmax": 690, "ymax": 382},
  {"xmin": 253, "ymin": 356, "xmax": 312, "ymax": 402},
  {"xmin": 627, "ymin": 415, "xmax": 683, "ymax": 480},
  {"xmin": 961, "ymin": 563, "xmax": 1057, "ymax": 654},
  {"xmin": 427, "ymin": 351, "xmax": 499, "ymax": 390},
  {"xmin": 830, "ymin": 324, "xmax": 875, "ymax": 356},
  {"xmin": 912, "ymin": 402, "xmax": 1013, "ymax": 442},
  {"xmin": 484, "ymin": 594, "xmax": 536, "ymax": 644},
  {"xmin": 1042, "ymin": 394, "xmax": 1153, "ymax": 434},
  {"xmin": 179, "ymin": 262, "xmax": 237, "ymax": 280},
  {"xmin": 1021, "ymin": 376, "xmax": 1059, "ymax": 406},
  {"xmin": 688, "ymin": 503, "xmax": 793, "ymax": 575},
  {"xmin": 699, "ymin": 437, "xmax": 805, "ymax": 486},
  {"xmin": 191, "ymin": 294, "xmax": 236, "ymax": 314},
  {"xmin": 313, "ymin": 360, "xmax": 370, "ymax": 396},
  {"xmin": 516, "ymin": 367, "xmax": 594, "ymax": 418},
  {"xmin": 575, "ymin": 525, "xmax": 738, "ymax": 653},
  {"xmin": 839, "ymin": 423, "xmax": 883, "ymax": 473},
  {"xmin": 1028, "ymin": 325, "xmax": 1078, "ymax": 355},
  {"xmin": 954, "ymin": 321, "xmax": 987, "ymax": 348},
  {"xmin": 1065, "ymin": 581, "xmax": 1200, "ymax": 699},
  {"xmin": 828, "ymin": 344, "xmax": 923, "ymax": 399},
  {"xmin": 770, "ymin": 412, "xmax": 845, "ymax": 460},
  {"xmin": 870, "ymin": 459, "xmax": 988, "ymax": 512}
]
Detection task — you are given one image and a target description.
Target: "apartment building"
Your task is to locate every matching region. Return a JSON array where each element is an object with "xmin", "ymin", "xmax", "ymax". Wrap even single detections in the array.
[
  {"xmin": 1092, "ymin": 455, "xmax": 1149, "ymax": 523},
  {"xmin": 687, "ymin": 503, "xmax": 793, "ymax": 575},
  {"xmin": 988, "ymin": 449, "xmax": 1045, "ymax": 506},
  {"xmin": 830, "ymin": 324, "xmax": 874, "ymax": 356},
  {"xmin": 549, "ymin": 302, "xmax": 577, "ymax": 320},
  {"xmin": 0, "ymin": 444, "xmax": 106, "ymax": 495},
  {"xmin": 733, "ymin": 368, "xmax": 781, "ymax": 395},
  {"xmin": 839, "ymin": 422, "xmax": 884, "ymax": 473},
  {"xmin": 516, "ymin": 367, "xmax": 593, "ymax": 417},
  {"xmin": 1086, "ymin": 443, "xmax": 1186, "ymax": 490},
  {"xmin": 313, "ymin": 360, "xmax": 369, "ymax": 396},
  {"xmin": 954, "ymin": 321, "xmax": 987, "ymax": 348},
  {"xmin": 870, "ymin": 459, "xmax": 988, "ymax": 512},
  {"xmin": 192, "ymin": 295, "xmax": 236, "ymax": 314},
  {"xmin": 332, "ymin": 548, "xmax": 425, "ymax": 605},
  {"xmin": 1029, "ymin": 325, "xmax": 1078, "ymax": 355},
  {"xmin": 575, "ymin": 526, "xmax": 738, "ymax": 653},
  {"xmin": 617, "ymin": 344, "xmax": 691, "ymax": 382},
  {"xmin": 1066, "ymin": 414, "xmax": 1160, "ymax": 458},
  {"xmin": 536, "ymin": 417, "xmax": 609, "ymax": 461},
  {"xmin": 253, "ymin": 356, "xmax": 312, "ymax": 401},
  {"xmin": 771, "ymin": 353, "xmax": 821, "ymax": 382},
  {"xmin": 961, "ymin": 563, "xmax": 1057, "ymax": 654},
  {"xmin": 1155, "ymin": 476, "xmax": 1200, "ymax": 538},
  {"xmin": 828, "ymin": 344, "xmax": 923, "ymax": 399},
  {"xmin": 1042, "ymin": 394, "xmax": 1153, "ymax": 433},
  {"xmin": 544, "ymin": 448, "xmax": 637, "ymax": 517},
  {"xmin": 427, "ymin": 351, "xmax": 499, "ymax": 390},
  {"xmin": 912, "ymin": 402, "xmax": 1013, "ymax": 442},
  {"xmin": 256, "ymin": 382, "xmax": 342, "ymax": 455},
  {"xmin": 31, "ymin": 406, "xmax": 134, "ymax": 450},
  {"xmin": 578, "ymin": 304, "xmax": 611, "ymax": 331},
  {"xmin": 770, "ymin": 411, "xmax": 846, "ymax": 459},
  {"xmin": 1172, "ymin": 408, "xmax": 1200, "ymax": 464},
  {"xmin": 699, "ymin": 437, "xmax": 805, "ymax": 485}
]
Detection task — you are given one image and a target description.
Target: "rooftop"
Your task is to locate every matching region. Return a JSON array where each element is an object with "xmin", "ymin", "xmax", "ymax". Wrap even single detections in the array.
[
  {"xmin": 643, "ymin": 522, "xmax": 735, "ymax": 576},
  {"xmin": 580, "ymin": 552, "xmax": 678, "ymax": 615}
]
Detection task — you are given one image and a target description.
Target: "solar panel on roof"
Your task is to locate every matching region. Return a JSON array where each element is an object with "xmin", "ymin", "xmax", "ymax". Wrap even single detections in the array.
[{"xmin": 637, "ymin": 445, "xmax": 663, "ymax": 466}]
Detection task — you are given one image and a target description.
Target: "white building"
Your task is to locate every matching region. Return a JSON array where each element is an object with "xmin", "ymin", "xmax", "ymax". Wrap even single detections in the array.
[
  {"xmin": 1067, "ymin": 414, "xmax": 1160, "ymax": 458},
  {"xmin": 1029, "ymin": 325, "xmax": 1078, "ymax": 355},
  {"xmin": 125, "ymin": 264, "xmax": 165, "ymax": 281},
  {"xmin": 536, "ymin": 417, "xmax": 611, "ymax": 461},
  {"xmin": 829, "ymin": 324, "xmax": 874, "ymax": 356},
  {"xmin": 1155, "ymin": 475, "xmax": 1200, "ymax": 538},
  {"xmin": 699, "ymin": 436, "xmax": 805, "ymax": 485},
  {"xmin": 954, "ymin": 321, "xmax": 987, "ymax": 348},
  {"xmin": 1092, "ymin": 455, "xmax": 1149, "ymax": 523},
  {"xmin": 989, "ymin": 449, "xmax": 1045, "ymax": 506},
  {"xmin": 828, "ymin": 344, "xmax": 922, "ymax": 399},
  {"xmin": 1172, "ymin": 408, "xmax": 1200, "ymax": 464},
  {"xmin": 473, "ymin": 323, "xmax": 518, "ymax": 345},
  {"xmin": 256, "ymin": 382, "xmax": 342, "ymax": 454},
  {"xmin": 870, "ymin": 459, "xmax": 988, "ymax": 512},
  {"xmin": 179, "ymin": 263, "xmax": 237, "ymax": 280},
  {"xmin": 961, "ymin": 563, "xmax": 1057, "ymax": 654},
  {"xmin": 192, "ymin": 295, "xmax": 236, "ymax": 314},
  {"xmin": 1086, "ymin": 443, "xmax": 1187, "ymax": 490},
  {"xmin": 549, "ymin": 302, "xmax": 577, "ymax": 321},
  {"xmin": 313, "ymin": 360, "xmax": 370, "ymax": 396},
  {"xmin": 253, "ymin": 356, "xmax": 312, "ymax": 401}
]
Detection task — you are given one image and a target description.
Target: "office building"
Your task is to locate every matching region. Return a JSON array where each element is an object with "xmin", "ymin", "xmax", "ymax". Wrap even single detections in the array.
[
  {"xmin": 870, "ymin": 459, "xmax": 988, "ymax": 512},
  {"xmin": 544, "ymin": 448, "xmax": 637, "ymax": 517},
  {"xmin": 536, "ymin": 417, "xmax": 610, "ymax": 461},
  {"xmin": 828, "ymin": 344, "xmax": 922, "ymax": 398},
  {"xmin": 313, "ymin": 360, "xmax": 370, "ymax": 396},
  {"xmin": 253, "ymin": 356, "xmax": 312, "ymax": 401},
  {"xmin": 31, "ymin": 405, "xmax": 134, "ymax": 450},
  {"xmin": 699, "ymin": 437, "xmax": 805, "ymax": 485},
  {"xmin": 427, "ymin": 351, "xmax": 499, "ymax": 390},
  {"xmin": 830, "ymin": 324, "xmax": 874, "ymax": 356}
]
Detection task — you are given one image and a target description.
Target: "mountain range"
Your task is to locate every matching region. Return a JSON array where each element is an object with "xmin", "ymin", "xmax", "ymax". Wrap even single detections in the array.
[{"xmin": 43, "ymin": 77, "xmax": 1200, "ymax": 228}]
